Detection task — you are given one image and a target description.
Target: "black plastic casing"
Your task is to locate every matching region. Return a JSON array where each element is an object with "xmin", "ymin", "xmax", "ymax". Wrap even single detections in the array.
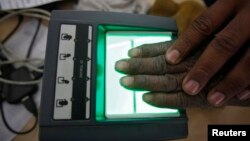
[{"xmin": 39, "ymin": 10, "xmax": 188, "ymax": 141}]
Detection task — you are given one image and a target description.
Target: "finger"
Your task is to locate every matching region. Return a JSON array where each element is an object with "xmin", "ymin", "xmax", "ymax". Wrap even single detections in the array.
[
  {"xmin": 207, "ymin": 49, "xmax": 250, "ymax": 107},
  {"xmin": 128, "ymin": 41, "xmax": 173, "ymax": 58},
  {"xmin": 115, "ymin": 55, "xmax": 167, "ymax": 75},
  {"xmin": 115, "ymin": 55, "xmax": 194, "ymax": 75},
  {"xmin": 142, "ymin": 92, "xmax": 250, "ymax": 109},
  {"xmin": 182, "ymin": 10, "xmax": 250, "ymax": 95},
  {"xmin": 166, "ymin": 0, "xmax": 236, "ymax": 64},
  {"xmin": 142, "ymin": 92, "xmax": 209, "ymax": 109},
  {"xmin": 237, "ymin": 86, "xmax": 250, "ymax": 101},
  {"xmin": 120, "ymin": 73, "xmax": 186, "ymax": 92}
]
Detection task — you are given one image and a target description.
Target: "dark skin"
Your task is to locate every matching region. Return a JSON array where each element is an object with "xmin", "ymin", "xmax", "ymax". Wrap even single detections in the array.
[
  {"xmin": 115, "ymin": 41, "xmax": 250, "ymax": 108},
  {"xmin": 165, "ymin": 0, "xmax": 250, "ymax": 107},
  {"xmin": 116, "ymin": 0, "xmax": 250, "ymax": 108}
]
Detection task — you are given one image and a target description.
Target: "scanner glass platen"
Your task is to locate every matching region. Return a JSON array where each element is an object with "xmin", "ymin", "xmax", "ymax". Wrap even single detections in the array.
[{"xmin": 105, "ymin": 31, "xmax": 180, "ymax": 119}]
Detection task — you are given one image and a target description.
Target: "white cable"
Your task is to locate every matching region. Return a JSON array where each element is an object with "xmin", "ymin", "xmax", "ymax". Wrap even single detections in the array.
[
  {"xmin": 0, "ymin": 8, "xmax": 51, "ymax": 23},
  {"xmin": 0, "ymin": 43, "xmax": 44, "ymax": 73},
  {"xmin": 0, "ymin": 58, "xmax": 43, "ymax": 65},
  {"xmin": 24, "ymin": 63, "xmax": 43, "ymax": 73},
  {"xmin": 0, "ymin": 77, "xmax": 41, "ymax": 85},
  {"xmin": 4, "ymin": 8, "xmax": 51, "ymax": 16},
  {"xmin": 0, "ymin": 8, "xmax": 48, "ymax": 85},
  {"xmin": 1, "ymin": 48, "xmax": 44, "ymax": 73},
  {"xmin": 19, "ymin": 12, "xmax": 50, "ymax": 21},
  {"xmin": 0, "ymin": 58, "xmax": 44, "ymax": 73},
  {"xmin": 1, "ymin": 8, "xmax": 51, "ymax": 18}
]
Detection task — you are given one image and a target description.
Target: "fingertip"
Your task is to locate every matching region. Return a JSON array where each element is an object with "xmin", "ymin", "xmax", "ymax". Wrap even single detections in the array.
[
  {"xmin": 237, "ymin": 90, "xmax": 250, "ymax": 100},
  {"xmin": 143, "ymin": 93, "xmax": 154, "ymax": 103},
  {"xmin": 120, "ymin": 76, "xmax": 134, "ymax": 87},
  {"xmin": 143, "ymin": 93, "xmax": 180, "ymax": 108},
  {"xmin": 128, "ymin": 48, "xmax": 141, "ymax": 57},
  {"xmin": 115, "ymin": 60, "xmax": 129, "ymax": 72},
  {"xmin": 166, "ymin": 49, "xmax": 181, "ymax": 64},
  {"xmin": 182, "ymin": 79, "xmax": 200, "ymax": 95},
  {"xmin": 207, "ymin": 91, "xmax": 225, "ymax": 107}
]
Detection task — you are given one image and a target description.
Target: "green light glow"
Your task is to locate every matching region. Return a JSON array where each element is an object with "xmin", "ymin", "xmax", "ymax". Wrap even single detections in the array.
[
  {"xmin": 105, "ymin": 31, "xmax": 179, "ymax": 119},
  {"xmin": 96, "ymin": 25, "xmax": 106, "ymax": 121},
  {"xmin": 96, "ymin": 25, "xmax": 180, "ymax": 121}
]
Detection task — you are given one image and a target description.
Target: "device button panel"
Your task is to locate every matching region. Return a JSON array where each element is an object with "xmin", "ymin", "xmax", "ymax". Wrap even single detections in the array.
[{"xmin": 53, "ymin": 24, "xmax": 92, "ymax": 120}]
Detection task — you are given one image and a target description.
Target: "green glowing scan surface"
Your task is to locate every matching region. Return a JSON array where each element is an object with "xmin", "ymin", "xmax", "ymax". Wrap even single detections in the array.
[{"xmin": 105, "ymin": 31, "xmax": 180, "ymax": 119}]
